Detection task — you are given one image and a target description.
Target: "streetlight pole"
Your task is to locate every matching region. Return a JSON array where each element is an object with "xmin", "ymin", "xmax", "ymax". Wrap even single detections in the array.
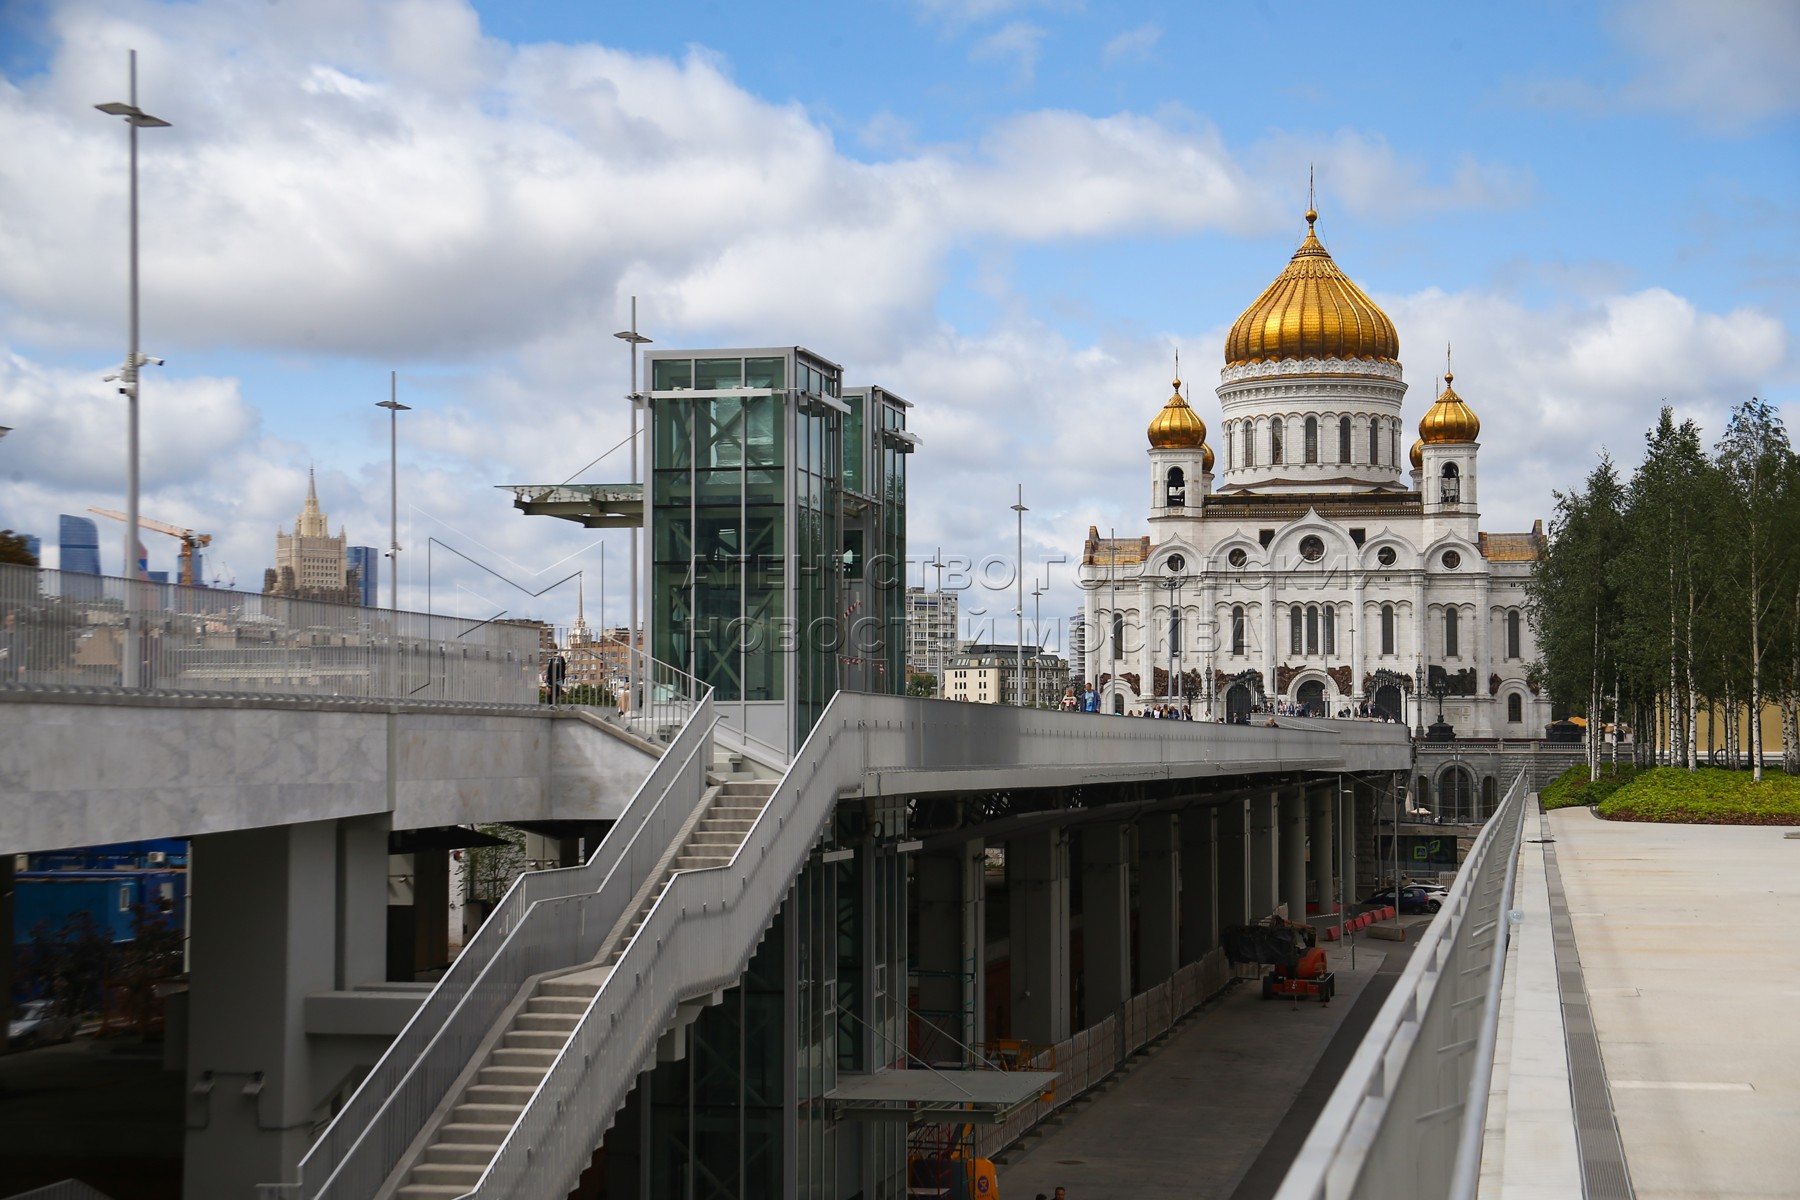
[
  {"xmin": 96, "ymin": 49, "xmax": 169, "ymax": 687},
  {"xmin": 1031, "ymin": 579, "xmax": 1045, "ymax": 709},
  {"xmin": 376, "ymin": 373, "xmax": 410, "ymax": 612},
  {"xmin": 614, "ymin": 300, "xmax": 652, "ymax": 719},
  {"xmin": 1011, "ymin": 485, "xmax": 1028, "ymax": 706}
]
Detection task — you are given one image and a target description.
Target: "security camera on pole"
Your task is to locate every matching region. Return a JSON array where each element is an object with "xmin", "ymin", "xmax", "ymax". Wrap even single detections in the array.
[{"xmin": 95, "ymin": 50, "xmax": 170, "ymax": 687}]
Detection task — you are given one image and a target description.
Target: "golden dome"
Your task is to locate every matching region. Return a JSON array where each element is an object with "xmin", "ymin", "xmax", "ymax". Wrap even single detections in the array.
[
  {"xmin": 1418, "ymin": 372, "xmax": 1481, "ymax": 443},
  {"xmin": 1410, "ymin": 437, "xmax": 1424, "ymax": 470},
  {"xmin": 1148, "ymin": 379, "xmax": 1208, "ymax": 449},
  {"xmin": 1224, "ymin": 210, "xmax": 1399, "ymax": 368},
  {"xmin": 1202, "ymin": 441, "xmax": 1215, "ymax": 473}
]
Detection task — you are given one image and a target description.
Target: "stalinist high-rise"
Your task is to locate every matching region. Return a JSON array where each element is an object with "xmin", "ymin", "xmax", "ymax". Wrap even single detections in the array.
[{"xmin": 263, "ymin": 469, "xmax": 361, "ymax": 604}]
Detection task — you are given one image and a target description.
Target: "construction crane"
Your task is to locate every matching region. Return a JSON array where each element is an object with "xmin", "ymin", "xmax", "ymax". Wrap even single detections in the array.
[{"xmin": 88, "ymin": 507, "xmax": 213, "ymax": 588}]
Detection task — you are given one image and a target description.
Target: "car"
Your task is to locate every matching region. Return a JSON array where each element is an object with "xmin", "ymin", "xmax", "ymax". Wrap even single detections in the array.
[
  {"xmin": 1362, "ymin": 885, "xmax": 1443, "ymax": 914},
  {"xmin": 7, "ymin": 999, "xmax": 78, "ymax": 1049}
]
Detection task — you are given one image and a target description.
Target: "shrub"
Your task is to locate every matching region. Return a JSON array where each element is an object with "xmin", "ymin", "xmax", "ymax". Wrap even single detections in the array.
[
  {"xmin": 1541, "ymin": 762, "xmax": 1642, "ymax": 810},
  {"xmin": 1595, "ymin": 767, "xmax": 1800, "ymax": 825}
]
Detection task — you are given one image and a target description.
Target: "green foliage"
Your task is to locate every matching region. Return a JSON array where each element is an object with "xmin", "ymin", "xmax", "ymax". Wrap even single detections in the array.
[
  {"xmin": 0, "ymin": 529, "xmax": 38, "ymax": 566},
  {"xmin": 459, "ymin": 823, "xmax": 529, "ymax": 905},
  {"xmin": 907, "ymin": 672, "xmax": 937, "ymax": 697},
  {"xmin": 1541, "ymin": 762, "xmax": 1643, "ymax": 810},
  {"xmin": 1595, "ymin": 766, "xmax": 1800, "ymax": 824}
]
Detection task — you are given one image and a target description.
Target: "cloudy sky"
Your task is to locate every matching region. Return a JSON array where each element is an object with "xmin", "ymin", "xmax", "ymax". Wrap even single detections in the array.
[{"xmin": 0, "ymin": 0, "xmax": 1794, "ymax": 647}]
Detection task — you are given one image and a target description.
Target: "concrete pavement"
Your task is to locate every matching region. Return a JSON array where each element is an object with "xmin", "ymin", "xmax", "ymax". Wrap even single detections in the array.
[
  {"xmin": 1547, "ymin": 807, "xmax": 1800, "ymax": 1199},
  {"xmin": 999, "ymin": 950, "xmax": 1388, "ymax": 1199}
]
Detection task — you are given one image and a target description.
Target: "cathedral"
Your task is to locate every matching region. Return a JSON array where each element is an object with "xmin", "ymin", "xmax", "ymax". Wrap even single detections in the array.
[{"xmin": 1079, "ymin": 208, "xmax": 1550, "ymax": 739}]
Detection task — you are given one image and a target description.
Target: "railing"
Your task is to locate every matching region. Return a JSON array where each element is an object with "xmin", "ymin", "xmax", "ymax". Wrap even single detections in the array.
[
  {"xmin": 976, "ymin": 947, "xmax": 1234, "ymax": 1158},
  {"xmin": 0, "ymin": 1181, "xmax": 117, "ymax": 1200},
  {"xmin": 565, "ymin": 652, "xmax": 705, "ymax": 748},
  {"xmin": 0, "ymin": 563, "xmax": 539, "ymax": 703},
  {"xmin": 1274, "ymin": 769, "xmax": 1529, "ymax": 1200},
  {"xmin": 285, "ymin": 661, "xmax": 712, "ymax": 1200}
]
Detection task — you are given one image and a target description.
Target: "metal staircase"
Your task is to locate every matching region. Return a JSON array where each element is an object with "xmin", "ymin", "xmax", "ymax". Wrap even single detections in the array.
[{"xmin": 384, "ymin": 780, "xmax": 779, "ymax": 1199}]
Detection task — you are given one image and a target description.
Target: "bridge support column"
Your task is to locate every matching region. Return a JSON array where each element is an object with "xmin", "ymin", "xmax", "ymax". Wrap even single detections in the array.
[
  {"xmin": 185, "ymin": 821, "xmax": 341, "ymax": 1200},
  {"xmin": 1340, "ymin": 778, "xmax": 1361, "ymax": 906},
  {"xmin": 1249, "ymin": 792, "xmax": 1279, "ymax": 919},
  {"xmin": 1282, "ymin": 791, "xmax": 1308, "ymax": 922},
  {"xmin": 1007, "ymin": 830, "xmax": 1069, "ymax": 1046},
  {"xmin": 1309, "ymin": 789, "xmax": 1335, "ymax": 913},
  {"xmin": 917, "ymin": 839, "xmax": 986, "ymax": 1060},
  {"xmin": 1179, "ymin": 806, "xmax": 1217, "ymax": 962},
  {"xmin": 1138, "ymin": 813, "xmax": 1179, "ymax": 986},
  {"xmin": 1216, "ymin": 798, "xmax": 1251, "ymax": 931},
  {"xmin": 1081, "ymin": 823, "xmax": 1132, "ymax": 1023}
]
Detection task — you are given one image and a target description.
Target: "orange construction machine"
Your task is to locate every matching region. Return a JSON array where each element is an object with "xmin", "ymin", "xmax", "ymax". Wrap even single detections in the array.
[{"xmin": 1222, "ymin": 917, "xmax": 1336, "ymax": 1004}]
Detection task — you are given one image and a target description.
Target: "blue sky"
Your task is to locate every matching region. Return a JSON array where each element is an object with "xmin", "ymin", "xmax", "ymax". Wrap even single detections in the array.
[{"xmin": 0, "ymin": 0, "xmax": 1793, "ymax": 643}]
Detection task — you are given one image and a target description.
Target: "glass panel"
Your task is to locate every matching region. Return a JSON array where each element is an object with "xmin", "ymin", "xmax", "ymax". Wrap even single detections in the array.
[
  {"xmin": 745, "ymin": 397, "xmax": 782, "ymax": 467},
  {"xmin": 652, "ymin": 358, "xmax": 693, "ymax": 391},
  {"xmin": 844, "ymin": 393, "xmax": 865, "ymax": 494},
  {"xmin": 744, "ymin": 356, "xmax": 785, "ymax": 389},
  {"xmin": 695, "ymin": 358, "xmax": 742, "ymax": 390},
  {"xmin": 655, "ymin": 398, "xmax": 694, "ymax": 470}
]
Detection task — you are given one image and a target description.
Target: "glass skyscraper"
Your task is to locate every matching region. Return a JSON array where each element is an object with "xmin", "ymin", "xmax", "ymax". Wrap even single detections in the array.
[
  {"xmin": 346, "ymin": 545, "xmax": 380, "ymax": 606},
  {"xmin": 58, "ymin": 514, "xmax": 101, "ymax": 575}
]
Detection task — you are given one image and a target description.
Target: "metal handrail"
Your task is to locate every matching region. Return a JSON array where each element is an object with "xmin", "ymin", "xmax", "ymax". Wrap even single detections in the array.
[
  {"xmin": 290, "ymin": 659, "xmax": 712, "ymax": 1200},
  {"xmin": 0, "ymin": 563, "xmax": 539, "ymax": 703},
  {"xmin": 464, "ymin": 691, "xmax": 864, "ymax": 1199},
  {"xmin": 1273, "ymin": 769, "xmax": 1529, "ymax": 1200}
]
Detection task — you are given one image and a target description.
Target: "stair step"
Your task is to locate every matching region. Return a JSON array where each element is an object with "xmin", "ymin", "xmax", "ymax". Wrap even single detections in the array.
[
  {"xmin": 439, "ymin": 1120, "xmax": 514, "ymax": 1146},
  {"xmin": 491, "ymin": 1047, "xmax": 558, "ymax": 1069},
  {"xmin": 478, "ymin": 1065, "xmax": 548, "ymax": 1088},
  {"xmin": 540, "ymin": 978, "xmax": 602, "ymax": 999},
  {"xmin": 503, "ymin": 1030, "xmax": 567, "ymax": 1050},
  {"xmin": 514, "ymin": 1012, "xmax": 578, "ymax": 1033},
  {"xmin": 454, "ymin": 1102, "xmax": 525, "ymax": 1126},
  {"xmin": 410, "ymin": 1162, "xmax": 484, "ymax": 1187},
  {"xmin": 527, "ymin": 995, "xmax": 590, "ymax": 1015},
  {"xmin": 424, "ymin": 1142, "xmax": 496, "ymax": 1166},
  {"xmin": 397, "ymin": 1186, "xmax": 473, "ymax": 1199},
  {"xmin": 466, "ymin": 1083, "xmax": 539, "ymax": 1106}
]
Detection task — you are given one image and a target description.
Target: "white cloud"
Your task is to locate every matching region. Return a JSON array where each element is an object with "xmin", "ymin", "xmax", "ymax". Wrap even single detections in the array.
[
  {"xmin": 1101, "ymin": 22, "xmax": 1160, "ymax": 68},
  {"xmin": 969, "ymin": 21, "xmax": 1047, "ymax": 87},
  {"xmin": 1613, "ymin": 0, "xmax": 1800, "ymax": 130},
  {"xmin": 1253, "ymin": 130, "xmax": 1535, "ymax": 222},
  {"xmin": 1514, "ymin": 0, "xmax": 1800, "ymax": 131}
]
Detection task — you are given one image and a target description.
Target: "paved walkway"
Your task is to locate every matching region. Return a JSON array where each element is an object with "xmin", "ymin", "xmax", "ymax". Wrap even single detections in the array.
[
  {"xmin": 1548, "ymin": 806, "xmax": 1800, "ymax": 1199},
  {"xmin": 999, "ymin": 949, "xmax": 1390, "ymax": 1199}
]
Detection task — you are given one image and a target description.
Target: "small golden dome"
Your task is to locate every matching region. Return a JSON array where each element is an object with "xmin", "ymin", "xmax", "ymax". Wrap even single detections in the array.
[
  {"xmin": 1148, "ymin": 379, "xmax": 1207, "ymax": 449},
  {"xmin": 1410, "ymin": 437, "xmax": 1424, "ymax": 470},
  {"xmin": 1418, "ymin": 371, "xmax": 1481, "ymax": 444},
  {"xmin": 1202, "ymin": 441, "xmax": 1215, "ymax": 473},
  {"xmin": 1224, "ymin": 210, "xmax": 1399, "ymax": 368}
]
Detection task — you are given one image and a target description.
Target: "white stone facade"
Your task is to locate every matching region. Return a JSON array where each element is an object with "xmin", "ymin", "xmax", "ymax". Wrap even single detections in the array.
[{"xmin": 1082, "ymin": 377, "xmax": 1548, "ymax": 735}]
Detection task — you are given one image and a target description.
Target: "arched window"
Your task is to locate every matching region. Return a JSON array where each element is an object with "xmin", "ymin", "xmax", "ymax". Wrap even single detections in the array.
[
  {"xmin": 1507, "ymin": 692, "xmax": 1523, "ymax": 723},
  {"xmin": 1112, "ymin": 612, "xmax": 1124, "ymax": 661},
  {"xmin": 1338, "ymin": 416, "xmax": 1352, "ymax": 463},
  {"xmin": 1289, "ymin": 606, "xmax": 1302, "ymax": 654},
  {"xmin": 1390, "ymin": 424, "xmax": 1399, "ymax": 470},
  {"xmin": 1170, "ymin": 607, "xmax": 1182, "ymax": 654},
  {"xmin": 1369, "ymin": 417, "xmax": 1381, "ymax": 464},
  {"xmin": 1231, "ymin": 606, "xmax": 1246, "ymax": 655},
  {"xmin": 1304, "ymin": 416, "xmax": 1319, "ymax": 464},
  {"xmin": 1226, "ymin": 425, "xmax": 1234, "ymax": 471},
  {"xmin": 1380, "ymin": 604, "xmax": 1395, "ymax": 655},
  {"xmin": 1271, "ymin": 418, "xmax": 1285, "ymax": 465},
  {"xmin": 1242, "ymin": 422, "xmax": 1254, "ymax": 467},
  {"xmin": 1305, "ymin": 605, "xmax": 1319, "ymax": 654},
  {"xmin": 1506, "ymin": 610, "xmax": 1522, "ymax": 659},
  {"xmin": 1166, "ymin": 466, "xmax": 1186, "ymax": 509},
  {"xmin": 1441, "ymin": 461, "xmax": 1461, "ymax": 504},
  {"xmin": 1323, "ymin": 605, "xmax": 1336, "ymax": 655},
  {"xmin": 1445, "ymin": 607, "xmax": 1460, "ymax": 658}
]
